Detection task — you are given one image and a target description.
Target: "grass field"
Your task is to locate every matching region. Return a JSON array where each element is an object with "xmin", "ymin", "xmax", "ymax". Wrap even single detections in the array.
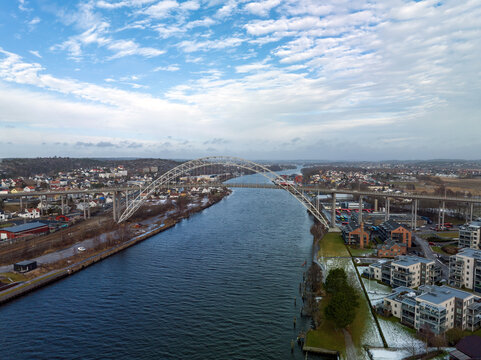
[
  {"xmin": 0, "ymin": 272, "xmax": 27, "ymax": 282},
  {"xmin": 348, "ymin": 246, "xmax": 375, "ymax": 256},
  {"xmin": 436, "ymin": 232, "xmax": 459, "ymax": 239},
  {"xmin": 318, "ymin": 232, "xmax": 349, "ymax": 257},
  {"xmin": 305, "ymin": 296, "xmax": 346, "ymax": 357}
]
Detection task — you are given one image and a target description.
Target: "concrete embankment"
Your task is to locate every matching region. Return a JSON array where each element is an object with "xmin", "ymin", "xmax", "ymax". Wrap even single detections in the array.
[{"xmin": 0, "ymin": 194, "xmax": 229, "ymax": 306}]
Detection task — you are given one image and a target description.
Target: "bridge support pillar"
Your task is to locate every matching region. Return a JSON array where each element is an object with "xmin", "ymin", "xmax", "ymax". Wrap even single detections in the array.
[
  {"xmin": 470, "ymin": 203, "xmax": 474, "ymax": 222},
  {"xmin": 61, "ymin": 196, "xmax": 64, "ymax": 215},
  {"xmin": 19, "ymin": 196, "xmax": 23, "ymax": 212},
  {"xmin": 87, "ymin": 195, "xmax": 91, "ymax": 219},
  {"xmin": 331, "ymin": 193, "xmax": 336, "ymax": 227},
  {"xmin": 113, "ymin": 191, "xmax": 117, "ymax": 222},
  {"xmin": 437, "ymin": 201, "xmax": 442, "ymax": 230},
  {"xmin": 83, "ymin": 194, "xmax": 87, "ymax": 220},
  {"xmin": 359, "ymin": 196, "xmax": 363, "ymax": 224},
  {"xmin": 385, "ymin": 197, "xmax": 390, "ymax": 221},
  {"xmin": 374, "ymin": 198, "xmax": 378, "ymax": 212},
  {"xmin": 441, "ymin": 201, "xmax": 446, "ymax": 228},
  {"xmin": 413, "ymin": 199, "xmax": 418, "ymax": 231}
]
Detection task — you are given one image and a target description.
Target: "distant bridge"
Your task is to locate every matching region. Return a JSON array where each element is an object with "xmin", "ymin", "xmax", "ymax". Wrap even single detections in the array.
[{"xmin": 2, "ymin": 156, "xmax": 481, "ymax": 228}]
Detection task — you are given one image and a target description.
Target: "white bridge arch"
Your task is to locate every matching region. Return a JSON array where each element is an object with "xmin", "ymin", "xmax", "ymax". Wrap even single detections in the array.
[{"xmin": 118, "ymin": 156, "xmax": 330, "ymax": 227}]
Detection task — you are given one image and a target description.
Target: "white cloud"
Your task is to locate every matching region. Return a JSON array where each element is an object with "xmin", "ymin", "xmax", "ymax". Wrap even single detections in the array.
[
  {"xmin": 154, "ymin": 65, "xmax": 180, "ymax": 71},
  {"xmin": 29, "ymin": 50, "xmax": 42, "ymax": 58},
  {"xmin": 179, "ymin": 37, "xmax": 245, "ymax": 52},
  {"xmin": 244, "ymin": 0, "xmax": 281, "ymax": 17}
]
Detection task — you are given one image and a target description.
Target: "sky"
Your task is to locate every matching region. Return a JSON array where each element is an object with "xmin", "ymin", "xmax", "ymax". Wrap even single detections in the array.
[{"xmin": 0, "ymin": 0, "xmax": 480, "ymax": 160}]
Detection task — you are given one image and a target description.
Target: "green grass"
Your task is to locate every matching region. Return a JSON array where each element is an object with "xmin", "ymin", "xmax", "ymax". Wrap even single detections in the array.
[
  {"xmin": 436, "ymin": 232, "xmax": 459, "ymax": 239},
  {"xmin": 431, "ymin": 246, "xmax": 449, "ymax": 255},
  {"xmin": 0, "ymin": 272, "xmax": 27, "ymax": 282},
  {"xmin": 376, "ymin": 314, "xmax": 417, "ymax": 335},
  {"xmin": 305, "ymin": 297, "xmax": 346, "ymax": 356},
  {"xmin": 0, "ymin": 222, "xmax": 14, "ymax": 228},
  {"xmin": 349, "ymin": 286, "xmax": 373, "ymax": 349},
  {"xmin": 349, "ymin": 246, "xmax": 375, "ymax": 256},
  {"xmin": 319, "ymin": 232, "xmax": 350, "ymax": 257}
]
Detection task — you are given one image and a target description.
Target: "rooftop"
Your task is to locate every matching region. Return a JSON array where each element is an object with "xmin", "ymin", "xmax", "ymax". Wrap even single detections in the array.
[
  {"xmin": 456, "ymin": 248, "xmax": 481, "ymax": 260},
  {"xmin": 392, "ymin": 255, "xmax": 434, "ymax": 267},
  {"xmin": 1, "ymin": 221, "xmax": 48, "ymax": 233},
  {"xmin": 417, "ymin": 285, "xmax": 476, "ymax": 305}
]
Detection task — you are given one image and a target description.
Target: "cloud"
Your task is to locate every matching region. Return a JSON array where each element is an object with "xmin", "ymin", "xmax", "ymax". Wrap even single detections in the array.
[
  {"xmin": 178, "ymin": 37, "xmax": 245, "ymax": 52},
  {"xmin": 29, "ymin": 50, "xmax": 42, "ymax": 58},
  {"xmin": 52, "ymin": 4, "xmax": 164, "ymax": 60},
  {"xmin": 18, "ymin": 0, "xmax": 30, "ymax": 12},
  {"xmin": 154, "ymin": 65, "xmax": 180, "ymax": 71},
  {"xmin": 244, "ymin": 0, "xmax": 281, "ymax": 17}
]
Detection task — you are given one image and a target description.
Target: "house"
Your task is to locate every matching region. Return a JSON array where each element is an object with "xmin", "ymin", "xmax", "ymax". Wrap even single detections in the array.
[
  {"xmin": 13, "ymin": 260, "xmax": 37, "ymax": 273},
  {"xmin": 0, "ymin": 210, "xmax": 12, "ymax": 222},
  {"xmin": 377, "ymin": 240, "xmax": 407, "ymax": 258},
  {"xmin": 23, "ymin": 186, "xmax": 36, "ymax": 192},
  {"xmin": 18, "ymin": 208, "xmax": 40, "ymax": 219},
  {"xmin": 341, "ymin": 221, "xmax": 369, "ymax": 248},
  {"xmin": 0, "ymin": 221, "xmax": 49, "ymax": 240},
  {"xmin": 382, "ymin": 285, "xmax": 481, "ymax": 334},
  {"xmin": 378, "ymin": 219, "xmax": 412, "ymax": 247},
  {"xmin": 450, "ymin": 335, "xmax": 481, "ymax": 360},
  {"xmin": 449, "ymin": 248, "xmax": 481, "ymax": 292}
]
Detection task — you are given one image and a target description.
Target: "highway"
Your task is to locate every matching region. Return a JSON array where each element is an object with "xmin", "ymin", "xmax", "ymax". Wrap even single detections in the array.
[{"xmin": 2, "ymin": 182, "xmax": 481, "ymax": 204}]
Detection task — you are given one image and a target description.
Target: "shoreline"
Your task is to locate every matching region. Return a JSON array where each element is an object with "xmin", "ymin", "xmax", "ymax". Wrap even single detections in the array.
[{"xmin": 0, "ymin": 191, "xmax": 231, "ymax": 306}]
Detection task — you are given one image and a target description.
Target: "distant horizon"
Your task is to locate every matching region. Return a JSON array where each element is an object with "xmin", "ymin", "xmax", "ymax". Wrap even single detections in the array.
[{"xmin": 2, "ymin": 156, "xmax": 481, "ymax": 164}]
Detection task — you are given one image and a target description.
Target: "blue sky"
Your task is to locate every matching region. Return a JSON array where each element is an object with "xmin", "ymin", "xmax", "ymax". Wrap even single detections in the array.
[{"xmin": 0, "ymin": 0, "xmax": 480, "ymax": 160}]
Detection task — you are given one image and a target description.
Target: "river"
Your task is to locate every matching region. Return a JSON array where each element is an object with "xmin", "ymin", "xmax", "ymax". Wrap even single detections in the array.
[{"xmin": 0, "ymin": 170, "xmax": 323, "ymax": 359}]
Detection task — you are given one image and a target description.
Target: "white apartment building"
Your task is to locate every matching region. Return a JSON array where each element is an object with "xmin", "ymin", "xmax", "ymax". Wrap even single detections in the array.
[
  {"xmin": 383, "ymin": 285, "xmax": 481, "ymax": 334},
  {"xmin": 449, "ymin": 248, "xmax": 481, "ymax": 293},
  {"xmin": 458, "ymin": 221, "xmax": 481, "ymax": 249},
  {"xmin": 369, "ymin": 255, "xmax": 440, "ymax": 288}
]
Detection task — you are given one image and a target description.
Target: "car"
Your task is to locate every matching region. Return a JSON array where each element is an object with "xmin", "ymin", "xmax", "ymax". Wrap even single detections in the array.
[
  {"xmin": 428, "ymin": 242, "xmax": 435, "ymax": 246},
  {"xmin": 77, "ymin": 246, "xmax": 86, "ymax": 252}
]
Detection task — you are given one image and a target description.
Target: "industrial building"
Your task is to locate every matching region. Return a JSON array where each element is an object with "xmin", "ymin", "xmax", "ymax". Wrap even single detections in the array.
[{"xmin": 0, "ymin": 221, "xmax": 49, "ymax": 240}]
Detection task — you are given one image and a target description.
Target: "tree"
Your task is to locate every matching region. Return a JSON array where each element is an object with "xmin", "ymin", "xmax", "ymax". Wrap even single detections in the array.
[
  {"xmin": 324, "ymin": 291, "xmax": 357, "ymax": 328},
  {"xmin": 324, "ymin": 268, "xmax": 348, "ymax": 294},
  {"xmin": 445, "ymin": 327, "xmax": 464, "ymax": 346}
]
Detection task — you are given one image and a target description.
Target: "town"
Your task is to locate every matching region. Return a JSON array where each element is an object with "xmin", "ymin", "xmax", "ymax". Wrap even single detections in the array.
[
  {"xmin": 300, "ymin": 162, "xmax": 481, "ymax": 359},
  {"xmin": 1, "ymin": 157, "xmax": 481, "ymax": 359}
]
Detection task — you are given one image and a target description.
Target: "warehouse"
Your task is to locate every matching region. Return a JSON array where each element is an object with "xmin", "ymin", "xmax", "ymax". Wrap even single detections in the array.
[{"xmin": 0, "ymin": 221, "xmax": 49, "ymax": 240}]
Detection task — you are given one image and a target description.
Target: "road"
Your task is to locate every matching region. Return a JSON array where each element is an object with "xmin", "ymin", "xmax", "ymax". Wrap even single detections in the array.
[{"xmin": 412, "ymin": 234, "xmax": 449, "ymax": 279}]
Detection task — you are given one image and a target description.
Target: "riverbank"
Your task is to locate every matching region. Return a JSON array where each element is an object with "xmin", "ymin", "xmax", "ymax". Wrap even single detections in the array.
[{"xmin": 0, "ymin": 190, "xmax": 231, "ymax": 306}]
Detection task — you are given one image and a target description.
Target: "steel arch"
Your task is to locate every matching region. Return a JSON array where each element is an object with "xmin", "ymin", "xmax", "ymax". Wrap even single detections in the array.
[{"xmin": 117, "ymin": 156, "xmax": 330, "ymax": 227}]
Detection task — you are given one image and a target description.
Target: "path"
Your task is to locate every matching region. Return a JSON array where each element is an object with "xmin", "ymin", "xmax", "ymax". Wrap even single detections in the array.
[{"xmin": 342, "ymin": 329, "xmax": 357, "ymax": 360}]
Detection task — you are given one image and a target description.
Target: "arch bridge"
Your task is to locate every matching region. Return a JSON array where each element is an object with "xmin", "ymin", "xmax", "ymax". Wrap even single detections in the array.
[{"xmin": 117, "ymin": 156, "xmax": 330, "ymax": 227}]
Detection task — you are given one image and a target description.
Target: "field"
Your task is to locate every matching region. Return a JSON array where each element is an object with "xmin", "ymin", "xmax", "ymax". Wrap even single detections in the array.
[{"xmin": 318, "ymin": 232, "xmax": 349, "ymax": 257}]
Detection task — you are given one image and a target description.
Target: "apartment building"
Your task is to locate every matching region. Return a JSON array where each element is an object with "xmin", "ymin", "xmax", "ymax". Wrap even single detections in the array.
[
  {"xmin": 341, "ymin": 221, "xmax": 369, "ymax": 248},
  {"xmin": 449, "ymin": 248, "xmax": 481, "ymax": 293},
  {"xmin": 378, "ymin": 219, "xmax": 412, "ymax": 248},
  {"xmin": 369, "ymin": 255, "xmax": 440, "ymax": 288},
  {"xmin": 458, "ymin": 221, "xmax": 481, "ymax": 249},
  {"xmin": 382, "ymin": 285, "xmax": 481, "ymax": 334}
]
